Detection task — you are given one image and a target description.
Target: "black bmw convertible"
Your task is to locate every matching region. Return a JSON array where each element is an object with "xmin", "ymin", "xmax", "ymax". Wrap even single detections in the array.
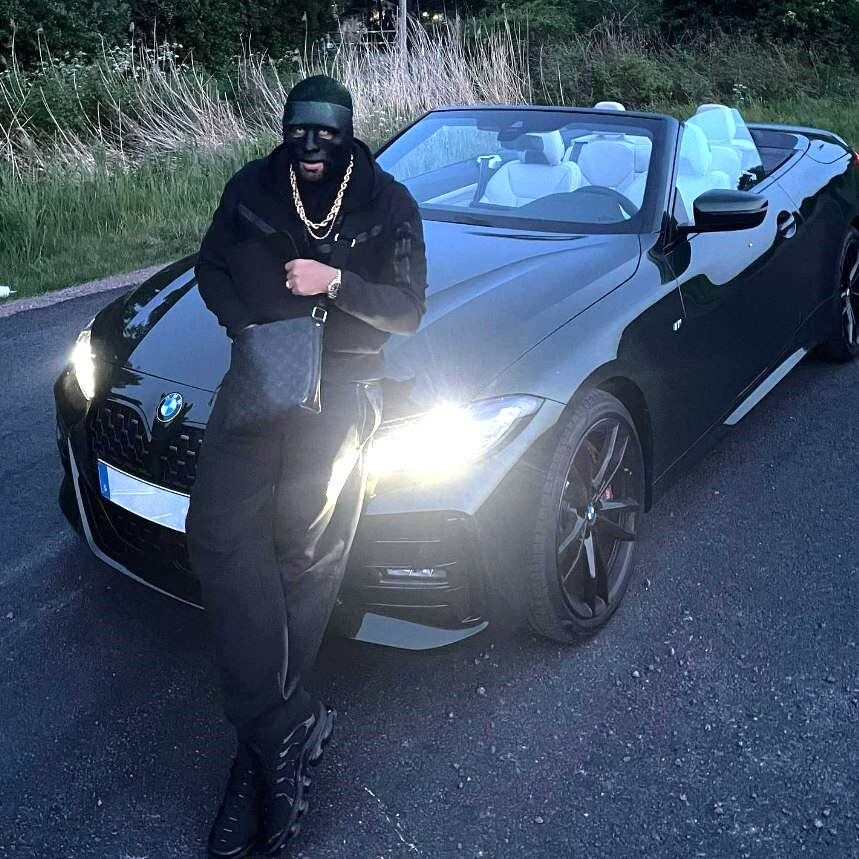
[{"xmin": 54, "ymin": 103, "xmax": 859, "ymax": 649}]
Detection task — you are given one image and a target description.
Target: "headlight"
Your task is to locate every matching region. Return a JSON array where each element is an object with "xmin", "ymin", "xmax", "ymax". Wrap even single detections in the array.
[
  {"xmin": 367, "ymin": 395, "xmax": 542, "ymax": 478},
  {"xmin": 71, "ymin": 320, "xmax": 96, "ymax": 400}
]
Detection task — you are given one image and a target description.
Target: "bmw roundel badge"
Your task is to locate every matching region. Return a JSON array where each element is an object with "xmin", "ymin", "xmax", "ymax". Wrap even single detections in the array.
[{"xmin": 157, "ymin": 392, "xmax": 184, "ymax": 423}]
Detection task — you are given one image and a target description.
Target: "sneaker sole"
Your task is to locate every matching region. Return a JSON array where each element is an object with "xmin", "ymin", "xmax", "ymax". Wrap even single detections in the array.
[
  {"xmin": 208, "ymin": 841, "xmax": 258, "ymax": 859},
  {"xmin": 256, "ymin": 704, "xmax": 336, "ymax": 856}
]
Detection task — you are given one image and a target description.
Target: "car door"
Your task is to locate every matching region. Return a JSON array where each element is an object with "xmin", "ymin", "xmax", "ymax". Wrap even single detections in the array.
[
  {"xmin": 658, "ymin": 130, "xmax": 806, "ymax": 440},
  {"xmin": 774, "ymin": 139, "xmax": 857, "ymax": 327}
]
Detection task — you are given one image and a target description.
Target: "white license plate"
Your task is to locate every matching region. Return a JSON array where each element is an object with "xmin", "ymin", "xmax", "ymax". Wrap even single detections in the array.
[{"xmin": 97, "ymin": 459, "xmax": 189, "ymax": 533}]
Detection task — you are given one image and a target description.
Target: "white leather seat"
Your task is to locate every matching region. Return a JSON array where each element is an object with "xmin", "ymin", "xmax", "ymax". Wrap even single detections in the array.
[
  {"xmin": 578, "ymin": 138, "xmax": 636, "ymax": 192},
  {"xmin": 565, "ymin": 133, "xmax": 599, "ymax": 163},
  {"xmin": 691, "ymin": 104, "xmax": 762, "ymax": 179},
  {"xmin": 674, "ymin": 124, "xmax": 731, "ymax": 223},
  {"xmin": 726, "ymin": 107, "xmax": 763, "ymax": 172},
  {"xmin": 566, "ymin": 126, "xmax": 651, "ymax": 176},
  {"xmin": 687, "ymin": 105, "xmax": 742, "ymax": 188},
  {"xmin": 481, "ymin": 131, "xmax": 582, "ymax": 207},
  {"xmin": 625, "ymin": 174, "xmax": 648, "ymax": 210},
  {"xmin": 575, "ymin": 135, "xmax": 654, "ymax": 214},
  {"xmin": 630, "ymin": 136, "xmax": 653, "ymax": 170},
  {"xmin": 707, "ymin": 147, "xmax": 743, "ymax": 187}
]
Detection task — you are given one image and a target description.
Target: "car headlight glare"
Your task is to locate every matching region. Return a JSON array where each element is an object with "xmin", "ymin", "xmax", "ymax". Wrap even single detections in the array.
[
  {"xmin": 367, "ymin": 395, "xmax": 542, "ymax": 478},
  {"xmin": 71, "ymin": 326, "xmax": 96, "ymax": 400}
]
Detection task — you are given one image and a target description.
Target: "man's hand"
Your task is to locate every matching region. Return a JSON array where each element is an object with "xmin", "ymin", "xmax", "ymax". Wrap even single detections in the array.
[{"xmin": 284, "ymin": 259, "xmax": 337, "ymax": 296}]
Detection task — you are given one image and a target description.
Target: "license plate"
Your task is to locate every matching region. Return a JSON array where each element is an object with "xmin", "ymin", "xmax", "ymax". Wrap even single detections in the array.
[{"xmin": 97, "ymin": 459, "xmax": 189, "ymax": 533}]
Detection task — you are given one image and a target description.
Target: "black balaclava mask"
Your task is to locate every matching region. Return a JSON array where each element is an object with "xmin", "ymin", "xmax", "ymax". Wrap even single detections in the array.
[{"xmin": 282, "ymin": 75, "xmax": 354, "ymax": 188}]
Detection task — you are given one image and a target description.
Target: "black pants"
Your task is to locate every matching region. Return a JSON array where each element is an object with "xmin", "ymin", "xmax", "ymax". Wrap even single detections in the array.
[{"xmin": 185, "ymin": 379, "xmax": 383, "ymax": 735}]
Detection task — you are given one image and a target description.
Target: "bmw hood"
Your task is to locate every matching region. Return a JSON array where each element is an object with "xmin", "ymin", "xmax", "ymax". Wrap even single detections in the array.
[
  {"xmin": 385, "ymin": 221, "xmax": 640, "ymax": 406},
  {"xmin": 95, "ymin": 223, "xmax": 640, "ymax": 405}
]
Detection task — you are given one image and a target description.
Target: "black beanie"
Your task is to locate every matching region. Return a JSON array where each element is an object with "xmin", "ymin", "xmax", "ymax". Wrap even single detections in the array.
[{"xmin": 282, "ymin": 75, "xmax": 353, "ymax": 135}]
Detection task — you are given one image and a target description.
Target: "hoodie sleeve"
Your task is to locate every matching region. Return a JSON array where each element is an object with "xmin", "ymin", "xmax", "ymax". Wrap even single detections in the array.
[
  {"xmin": 194, "ymin": 173, "xmax": 255, "ymax": 339},
  {"xmin": 334, "ymin": 184, "xmax": 427, "ymax": 336}
]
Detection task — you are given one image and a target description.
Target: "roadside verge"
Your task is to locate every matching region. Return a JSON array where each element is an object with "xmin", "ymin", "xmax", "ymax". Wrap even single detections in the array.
[{"xmin": 0, "ymin": 262, "xmax": 170, "ymax": 320}]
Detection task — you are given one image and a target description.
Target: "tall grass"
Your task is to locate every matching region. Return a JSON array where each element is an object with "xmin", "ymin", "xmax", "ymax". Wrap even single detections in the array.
[
  {"xmin": 296, "ymin": 19, "xmax": 532, "ymax": 144},
  {"xmin": 0, "ymin": 143, "xmax": 265, "ymax": 296},
  {"xmin": 0, "ymin": 21, "xmax": 530, "ymax": 178},
  {"xmin": 0, "ymin": 20, "xmax": 857, "ymax": 298}
]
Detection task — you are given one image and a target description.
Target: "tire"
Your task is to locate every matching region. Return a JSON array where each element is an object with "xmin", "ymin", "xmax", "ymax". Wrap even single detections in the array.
[
  {"xmin": 819, "ymin": 226, "xmax": 859, "ymax": 362},
  {"xmin": 527, "ymin": 388, "xmax": 645, "ymax": 644}
]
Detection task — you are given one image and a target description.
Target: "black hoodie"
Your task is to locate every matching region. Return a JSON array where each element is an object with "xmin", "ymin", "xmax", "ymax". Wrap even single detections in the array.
[{"xmin": 194, "ymin": 138, "xmax": 428, "ymax": 382}]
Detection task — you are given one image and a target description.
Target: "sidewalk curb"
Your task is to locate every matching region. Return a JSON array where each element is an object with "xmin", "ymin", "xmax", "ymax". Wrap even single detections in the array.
[{"xmin": 0, "ymin": 262, "xmax": 169, "ymax": 320}]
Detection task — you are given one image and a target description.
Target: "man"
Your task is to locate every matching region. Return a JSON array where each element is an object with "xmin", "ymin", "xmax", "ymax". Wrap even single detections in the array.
[{"xmin": 185, "ymin": 75, "xmax": 427, "ymax": 857}]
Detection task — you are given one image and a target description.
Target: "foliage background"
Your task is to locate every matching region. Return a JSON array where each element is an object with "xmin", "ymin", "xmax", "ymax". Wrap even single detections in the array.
[
  {"xmin": 0, "ymin": 0, "xmax": 334, "ymax": 72},
  {"xmin": 1, "ymin": 0, "xmax": 858, "ymax": 73}
]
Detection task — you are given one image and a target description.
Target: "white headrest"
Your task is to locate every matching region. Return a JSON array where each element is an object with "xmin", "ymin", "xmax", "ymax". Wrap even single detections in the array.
[
  {"xmin": 691, "ymin": 104, "xmax": 737, "ymax": 141},
  {"xmin": 594, "ymin": 101, "xmax": 626, "ymax": 111},
  {"xmin": 533, "ymin": 130, "xmax": 566, "ymax": 166},
  {"xmin": 679, "ymin": 124, "xmax": 712, "ymax": 176},
  {"xmin": 506, "ymin": 130, "xmax": 566, "ymax": 166},
  {"xmin": 578, "ymin": 139, "xmax": 636, "ymax": 187}
]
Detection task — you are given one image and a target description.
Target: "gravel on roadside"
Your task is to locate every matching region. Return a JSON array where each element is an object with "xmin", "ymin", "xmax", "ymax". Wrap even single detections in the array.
[{"xmin": 0, "ymin": 262, "xmax": 171, "ymax": 320}]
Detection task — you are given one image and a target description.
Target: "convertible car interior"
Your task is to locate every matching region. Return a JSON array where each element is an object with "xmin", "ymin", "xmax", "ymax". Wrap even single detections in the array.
[{"xmin": 387, "ymin": 101, "xmax": 805, "ymax": 230}]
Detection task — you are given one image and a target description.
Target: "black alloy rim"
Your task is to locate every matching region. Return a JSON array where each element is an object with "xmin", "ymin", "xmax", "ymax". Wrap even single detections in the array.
[
  {"xmin": 842, "ymin": 236, "xmax": 859, "ymax": 348},
  {"xmin": 555, "ymin": 417, "xmax": 641, "ymax": 620}
]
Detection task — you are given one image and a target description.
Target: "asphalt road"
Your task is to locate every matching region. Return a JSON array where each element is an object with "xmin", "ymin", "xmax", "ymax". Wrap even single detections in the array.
[{"xmin": 1, "ymin": 290, "xmax": 858, "ymax": 859}]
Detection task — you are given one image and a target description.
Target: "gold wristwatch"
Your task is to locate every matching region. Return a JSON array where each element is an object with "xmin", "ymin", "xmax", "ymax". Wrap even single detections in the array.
[{"xmin": 326, "ymin": 268, "xmax": 342, "ymax": 301}]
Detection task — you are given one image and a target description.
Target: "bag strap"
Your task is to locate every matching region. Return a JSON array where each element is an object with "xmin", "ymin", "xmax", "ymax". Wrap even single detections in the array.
[
  {"xmin": 312, "ymin": 211, "xmax": 358, "ymax": 323},
  {"xmin": 329, "ymin": 211, "xmax": 359, "ymax": 268}
]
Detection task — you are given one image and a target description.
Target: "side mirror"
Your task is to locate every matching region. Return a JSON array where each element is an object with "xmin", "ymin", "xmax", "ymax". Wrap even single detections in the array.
[{"xmin": 677, "ymin": 189, "xmax": 768, "ymax": 236}]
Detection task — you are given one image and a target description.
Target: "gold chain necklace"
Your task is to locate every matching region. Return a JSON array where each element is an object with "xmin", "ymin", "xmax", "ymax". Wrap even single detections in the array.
[{"xmin": 289, "ymin": 154, "xmax": 354, "ymax": 241}]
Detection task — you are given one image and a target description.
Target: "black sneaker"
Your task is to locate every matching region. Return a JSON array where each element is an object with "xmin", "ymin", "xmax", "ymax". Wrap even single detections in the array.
[
  {"xmin": 207, "ymin": 742, "xmax": 263, "ymax": 858},
  {"xmin": 250, "ymin": 700, "xmax": 336, "ymax": 856}
]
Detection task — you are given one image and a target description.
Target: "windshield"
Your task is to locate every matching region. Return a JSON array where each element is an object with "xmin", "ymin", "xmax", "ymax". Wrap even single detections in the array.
[{"xmin": 376, "ymin": 108, "xmax": 667, "ymax": 234}]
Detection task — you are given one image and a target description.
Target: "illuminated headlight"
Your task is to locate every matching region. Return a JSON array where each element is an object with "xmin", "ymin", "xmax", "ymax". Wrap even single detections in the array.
[
  {"xmin": 71, "ymin": 321, "xmax": 96, "ymax": 400},
  {"xmin": 367, "ymin": 395, "xmax": 542, "ymax": 478}
]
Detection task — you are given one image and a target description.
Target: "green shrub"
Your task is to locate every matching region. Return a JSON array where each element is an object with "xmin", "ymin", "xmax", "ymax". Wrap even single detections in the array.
[
  {"xmin": 0, "ymin": 1, "xmax": 335, "ymax": 77},
  {"xmin": 0, "ymin": 1, "xmax": 132, "ymax": 71},
  {"xmin": 537, "ymin": 25, "xmax": 859, "ymax": 110},
  {"xmin": 591, "ymin": 54, "xmax": 673, "ymax": 106},
  {"xmin": 0, "ymin": 41, "xmax": 190, "ymax": 151}
]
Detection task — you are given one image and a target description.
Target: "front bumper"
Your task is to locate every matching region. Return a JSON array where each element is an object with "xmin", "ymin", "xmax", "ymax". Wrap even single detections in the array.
[{"xmin": 54, "ymin": 363, "xmax": 562, "ymax": 648}]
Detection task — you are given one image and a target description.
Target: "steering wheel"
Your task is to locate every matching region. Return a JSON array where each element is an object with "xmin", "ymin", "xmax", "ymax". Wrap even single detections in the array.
[{"xmin": 572, "ymin": 184, "xmax": 640, "ymax": 217}]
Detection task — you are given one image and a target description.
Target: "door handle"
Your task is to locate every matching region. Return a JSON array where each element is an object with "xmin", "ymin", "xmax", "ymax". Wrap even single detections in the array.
[{"xmin": 777, "ymin": 210, "xmax": 798, "ymax": 238}]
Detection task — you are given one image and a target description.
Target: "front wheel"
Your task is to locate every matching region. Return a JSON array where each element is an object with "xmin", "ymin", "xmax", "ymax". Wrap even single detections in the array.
[
  {"xmin": 527, "ymin": 389, "xmax": 645, "ymax": 643},
  {"xmin": 819, "ymin": 226, "xmax": 859, "ymax": 362}
]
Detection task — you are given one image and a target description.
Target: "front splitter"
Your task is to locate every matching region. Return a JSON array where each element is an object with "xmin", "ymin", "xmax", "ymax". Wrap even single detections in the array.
[{"xmin": 351, "ymin": 612, "xmax": 488, "ymax": 650}]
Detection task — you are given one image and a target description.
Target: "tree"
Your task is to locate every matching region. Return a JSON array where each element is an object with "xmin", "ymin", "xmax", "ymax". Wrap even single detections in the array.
[
  {"xmin": 0, "ymin": 0, "xmax": 337, "ymax": 73},
  {"xmin": 0, "ymin": 0, "xmax": 131, "ymax": 70}
]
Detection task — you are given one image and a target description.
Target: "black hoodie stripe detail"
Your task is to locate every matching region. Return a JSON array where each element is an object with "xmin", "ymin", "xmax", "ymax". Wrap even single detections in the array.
[
  {"xmin": 391, "ymin": 220, "xmax": 414, "ymax": 290},
  {"xmin": 238, "ymin": 203, "xmax": 277, "ymax": 236}
]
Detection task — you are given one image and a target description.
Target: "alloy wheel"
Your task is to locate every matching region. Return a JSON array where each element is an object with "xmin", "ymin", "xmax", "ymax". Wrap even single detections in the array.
[
  {"xmin": 841, "ymin": 236, "xmax": 859, "ymax": 348},
  {"xmin": 555, "ymin": 417, "xmax": 642, "ymax": 620}
]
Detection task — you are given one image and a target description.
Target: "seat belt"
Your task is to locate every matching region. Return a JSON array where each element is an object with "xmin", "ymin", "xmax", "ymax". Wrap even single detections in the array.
[{"xmin": 471, "ymin": 155, "xmax": 502, "ymax": 205}]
